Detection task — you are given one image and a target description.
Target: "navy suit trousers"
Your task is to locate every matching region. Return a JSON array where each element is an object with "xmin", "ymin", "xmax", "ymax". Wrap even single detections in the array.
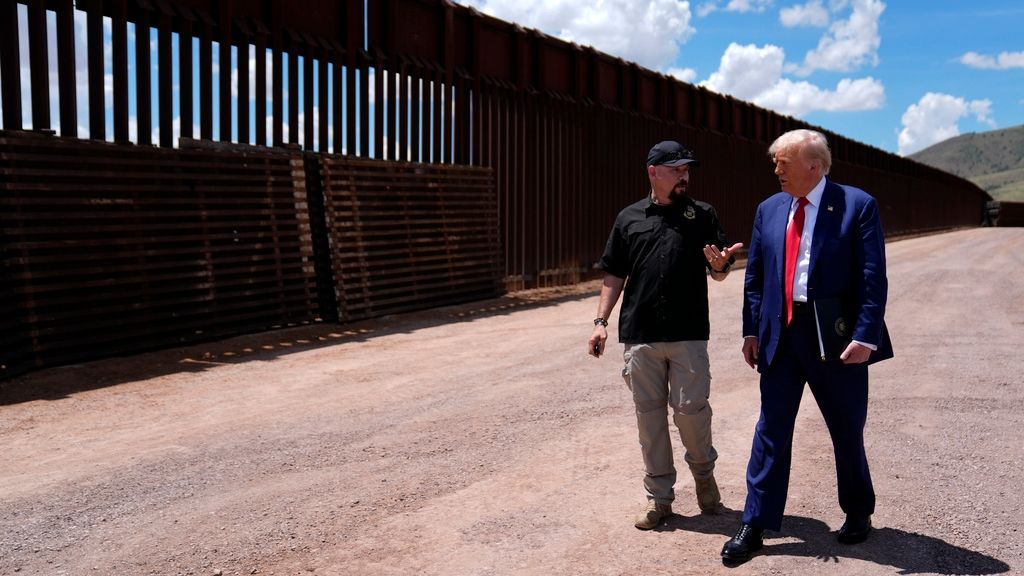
[{"xmin": 741, "ymin": 309, "xmax": 876, "ymax": 531}]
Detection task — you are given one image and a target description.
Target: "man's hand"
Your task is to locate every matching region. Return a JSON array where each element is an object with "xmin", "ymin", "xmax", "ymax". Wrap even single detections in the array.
[
  {"xmin": 588, "ymin": 326, "xmax": 607, "ymax": 358},
  {"xmin": 840, "ymin": 341, "xmax": 872, "ymax": 364},
  {"xmin": 704, "ymin": 242, "xmax": 744, "ymax": 273},
  {"xmin": 742, "ymin": 337, "xmax": 759, "ymax": 369}
]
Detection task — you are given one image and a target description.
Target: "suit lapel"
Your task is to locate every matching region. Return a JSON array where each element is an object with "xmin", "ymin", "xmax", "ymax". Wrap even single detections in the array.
[
  {"xmin": 772, "ymin": 194, "xmax": 791, "ymax": 292},
  {"xmin": 808, "ymin": 179, "xmax": 840, "ymax": 284}
]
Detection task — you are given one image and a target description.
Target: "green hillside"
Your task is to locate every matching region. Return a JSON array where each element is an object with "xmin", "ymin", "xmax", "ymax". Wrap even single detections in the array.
[{"xmin": 909, "ymin": 124, "xmax": 1024, "ymax": 202}]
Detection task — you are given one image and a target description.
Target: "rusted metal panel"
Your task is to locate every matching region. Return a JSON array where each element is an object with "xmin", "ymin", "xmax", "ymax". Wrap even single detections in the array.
[
  {"xmin": 236, "ymin": 23, "xmax": 252, "ymax": 145},
  {"xmin": 303, "ymin": 41, "xmax": 314, "ymax": 150},
  {"xmin": 475, "ymin": 14, "xmax": 515, "ymax": 82},
  {"xmin": 55, "ymin": 0, "xmax": 77, "ymax": 137},
  {"xmin": 217, "ymin": 2, "xmax": 231, "ymax": 143},
  {"xmin": 373, "ymin": 53, "xmax": 385, "ymax": 158},
  {"xmin": 319, "ymin": 156, "xmax": 501, "ymax": 321},
  {"xmin": 0, "ymin": 132, "xmax": 318, "ymax": 376},
  {"xmin": 595, "ymin": 55, "xmax": 620, "ymax": 106},
  {"xmin": 136, "ymin": 1, "xmax": 153, "ymax": 145},
  {"xmin": 112, "ymin": 0, "xmax": 130, "ymax": 142},
  {"xmin": 390, "ymin": 0, "xmax": 445, "ymax": 64},
  {"xmin": 993, "ymin": 201, "xmax": 1024, "ymax": 227},
  {"xmin": 537, "ymin": 38, "xmax": 573, "ymax": 95},
  {"xmin": 254, "ymin": 25, "xmax": 267, "ymax": 146},
  {"xmin": 287, "ymin": 41, "xmax": 299, "ymax": 145},
  {"xmin": 85, "ymin": 0, "xmax": 104, "ymax": 138},
  {"xmin": 636, "ymin": 71, "xmax": 659, "ymax": 117},
  {"xmin": 198, "ymin": 16, "xmax": 213, "ymax": 139},
  {"xmin": 27, "ymin": 0, "xmax": 50, "ymax": 131},
  {"xmin": 177, "ymin": 8, "xmax": 194, "ymax": 140},
  {"xmin": 158, "ymin": 6, "xmax": 173, "ymax": 146},
  {"xmin": 0, "ymin": 0, "xmax": 23, "ymax": 131}
]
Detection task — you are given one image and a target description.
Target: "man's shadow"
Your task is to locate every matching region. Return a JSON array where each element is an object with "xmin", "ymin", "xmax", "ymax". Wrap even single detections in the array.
[{"xmin": 655, "ymin": 506, "xmax": 1010, "ymax": 575}]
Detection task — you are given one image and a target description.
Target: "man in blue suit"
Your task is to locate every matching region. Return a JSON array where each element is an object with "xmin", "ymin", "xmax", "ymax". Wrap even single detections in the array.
[{"xmin": 721, "ymin": 129, "xmax": 892, "ymax": 564}]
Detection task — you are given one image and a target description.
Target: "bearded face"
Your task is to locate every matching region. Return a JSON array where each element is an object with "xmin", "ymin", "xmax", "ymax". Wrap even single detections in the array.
[{"xmin": 667, "ymin": 177, "xmax": 688, "ymax": 203}]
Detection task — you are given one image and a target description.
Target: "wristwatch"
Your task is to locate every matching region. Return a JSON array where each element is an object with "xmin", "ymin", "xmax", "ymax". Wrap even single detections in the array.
[{"xmin": 593, "ymin": 317, "xmax": 608, "ymax": 327}]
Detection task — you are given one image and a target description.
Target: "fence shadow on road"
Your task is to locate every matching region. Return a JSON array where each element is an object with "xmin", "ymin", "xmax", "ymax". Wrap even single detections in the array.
[
  {"xmin": 656, "ymin": 506, "xmax": 1009, "ymax": 574},
  {"xmin": 0, "ymin": 285, "xmax": 599, "ymax": 405}
]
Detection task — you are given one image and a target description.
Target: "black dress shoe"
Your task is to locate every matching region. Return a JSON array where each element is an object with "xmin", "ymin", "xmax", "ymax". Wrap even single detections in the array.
[
  {"xmin": 721, "ymin": 524, "xmax": 764, "ymax": 564},
  {"xmin": 836, "ymin": 515, "xmax": 872, "ymax": 544}
]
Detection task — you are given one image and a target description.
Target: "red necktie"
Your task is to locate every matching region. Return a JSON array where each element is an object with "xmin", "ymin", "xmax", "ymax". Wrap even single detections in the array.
[{"xmin": 785, "ymin": 196, "xmax": 810, "ymax": 326}]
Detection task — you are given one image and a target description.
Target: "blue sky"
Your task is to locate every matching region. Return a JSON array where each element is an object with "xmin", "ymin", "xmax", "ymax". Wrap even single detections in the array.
[{"xmin": 457, "ymin": 0, "xmax": 1024, "ymax": 156}]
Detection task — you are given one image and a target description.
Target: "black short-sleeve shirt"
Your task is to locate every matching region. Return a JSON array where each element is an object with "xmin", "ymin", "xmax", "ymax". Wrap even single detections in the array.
[{"xmin": 599, "ymin": 194, "xmax": 732, "ymax": 344}]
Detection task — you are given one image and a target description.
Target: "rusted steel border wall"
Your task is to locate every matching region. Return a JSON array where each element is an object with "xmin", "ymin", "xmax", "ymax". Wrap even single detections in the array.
[
  {"xmin": 0, "ymin": 1, "xmax": 992, "ymax": 287},
  {"xmin": 991, "ymin": 201, "xmax": 1024, "ymax": 227},
  {"xmin": 0, "ymin": 130, "xmax": 502, "ymax": 378},
  {"xmin": 0, "ymin": 131, "xmax": 319, "ymax": 376},
  {"xmin": 4, "ymin": 0, "xmax": 994, "ymax": 291}
]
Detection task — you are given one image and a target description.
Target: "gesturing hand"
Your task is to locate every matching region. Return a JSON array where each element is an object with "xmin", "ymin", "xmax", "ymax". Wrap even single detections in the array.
[{"xmin": 704, "ymin": 242, "xmax": 744, "ymax": 272}]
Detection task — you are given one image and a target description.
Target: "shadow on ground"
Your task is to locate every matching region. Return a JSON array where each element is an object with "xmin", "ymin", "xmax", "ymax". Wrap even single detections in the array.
[
  {"xmin": 656, "ymin": 507, "xmax": 1009, "ymax": 574},
  {"xmin": 1, "ymin": 286, "xmax": 598, "ymax": 405}
]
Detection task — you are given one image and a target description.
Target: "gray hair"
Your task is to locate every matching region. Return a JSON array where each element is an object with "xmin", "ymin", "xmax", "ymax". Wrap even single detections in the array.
[{"xmin": 768, "ymin": 129, "xmax": 832, "ymax": 174}]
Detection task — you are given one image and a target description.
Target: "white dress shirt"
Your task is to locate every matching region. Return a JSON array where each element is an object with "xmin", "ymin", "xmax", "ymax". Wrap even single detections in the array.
[
  {"xmin": 788, "ymin": 176, "xmax": 825, "ymax": 304},
  {"xmin": 787, "ymin": 177, "xmax": 876, "ymax": 350}
]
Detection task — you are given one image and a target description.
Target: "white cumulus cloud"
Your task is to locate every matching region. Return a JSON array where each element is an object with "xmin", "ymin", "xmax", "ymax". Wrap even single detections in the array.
[
  {"xmin": 897, "ymin": 92, "xmax": 995, "ymax": 156},
  {"xmin": 700, "ymin": 42, "xmax": 883, "ymax": 117},
  {"xmin": 703, "ymin": 43, "xmax": 785, "ymax": 100},
  {"xmin": 779, "ymin": 0, "xmax": 830, "ymax": 27},
  {"xmin": 698, "ymin": 0, "xmax": 774, "ymax": 18},
  {"xmin": 958, "ymin": 51, "xmax": 1024, "ymax": 70},
  {"xmin": 456, "ymin": 0, "xmax": 695, "ymax": 72},
  {"xmin": 792, "ymin": 0, "xmax": 884, "ymax": 76},
  {"xmin": 754, "ymin": 76, "xmax": 884, "ymax": 116},
  {"xmin": 666, "ymin": 67, "xmax": 699, "ymax": 83}
]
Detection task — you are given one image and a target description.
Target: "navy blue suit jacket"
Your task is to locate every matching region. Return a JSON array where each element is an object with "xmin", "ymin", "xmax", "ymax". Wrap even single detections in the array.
[{"xmin": 742, "ymin": 179, "xmax": 889, "ymax": 372}]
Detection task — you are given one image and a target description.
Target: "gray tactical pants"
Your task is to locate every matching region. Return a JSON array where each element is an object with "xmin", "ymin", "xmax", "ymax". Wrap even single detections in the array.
[{"xmin": 622, "ymin": 341, "xmax": 718, "ymax": 504}]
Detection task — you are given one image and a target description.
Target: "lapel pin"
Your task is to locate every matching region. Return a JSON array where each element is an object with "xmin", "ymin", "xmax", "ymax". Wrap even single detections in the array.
[{"xmin": 827, "ymin": 205, "xmax": 834, "ymax": 212}]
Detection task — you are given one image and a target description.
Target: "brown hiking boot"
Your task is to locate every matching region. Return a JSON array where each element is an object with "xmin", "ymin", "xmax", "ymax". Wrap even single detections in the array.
[
  {"xmin": 695, "ymin": 475, "xmax": 721, "ymax": 513},
  {"xmin": 634, "ymin": 500, "xmax": 673, "ymax": 530}
]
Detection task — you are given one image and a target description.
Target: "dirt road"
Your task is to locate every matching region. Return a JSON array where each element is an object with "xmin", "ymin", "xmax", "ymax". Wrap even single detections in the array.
[{"xmin": 2, "ymin": 227, "xmax": 1022, "ymax": 576}]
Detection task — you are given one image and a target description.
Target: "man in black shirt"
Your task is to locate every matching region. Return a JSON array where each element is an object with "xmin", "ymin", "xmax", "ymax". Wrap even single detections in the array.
[{"xmin": 588, "ymin": 140, "xmax": 743, "ymax": 530}]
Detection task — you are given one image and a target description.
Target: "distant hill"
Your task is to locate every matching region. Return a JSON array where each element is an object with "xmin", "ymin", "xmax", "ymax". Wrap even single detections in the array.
[{"xmin": 908, "ymin": 124, "xmax": 1024, "ymax": 202}]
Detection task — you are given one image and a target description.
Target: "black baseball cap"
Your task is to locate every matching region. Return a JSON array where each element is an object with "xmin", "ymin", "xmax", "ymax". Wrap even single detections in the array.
[{"xmin": 647, "ymin": 140, "xmax": 700, "ymax": 167}]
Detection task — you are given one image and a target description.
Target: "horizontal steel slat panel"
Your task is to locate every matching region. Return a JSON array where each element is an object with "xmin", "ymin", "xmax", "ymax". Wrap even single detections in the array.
[
  {"xmin": 337, "ymin": 262, "xmax": 503, "ymax": 286},
  {"xmin": 10, "ymin": 269, "xmax": 316, "ymax": 301},
  {"xmin": 4, "ymin": 245, "xmax": 315, "ymax": 267},
  {"xmin": 25, "ymin": 304, "xmax": 319, "ymax": 353},
  {"xmin": 0, "ymin": 147, "xmax": 296, "ymax": 170},
  {"xmin": 19, "ymin": 281, "xmax": 317, "ymax": 322},
  {"xmin": 322, "ymin": 179, "xmax": 496, "ymax": 192},
  {"xmin": 7, "ymin": 254, "xmax": 316, "ymax": 280},
  {"xmin": 1, "ymin": 166, "xmax": 296, "ymax": 183},
  {"xmin": 1, "ymin": 133, "xmax": 318, "ymax": 376},
  {"xmin": 22, "ymin": 291, "xmax": 318, "ymax": 330},
  {"xmin": 1, "ymin": 208, "xmax": 309, "ymax": 220},
  {"xmin": 340, "ymin": 285, "xmax": 500, "ymax": 309},
  {"xmin": 326, "ymin": 207, "xmax": 498, "ymax": 221},
  {"xmin": 338, "ymin": 277, "xmax": 501, "ymax": 301},
  {"xmin": 339, "ymin": 287, "xmax": 501, "ymax": 317},
  {"xmin": 1, "ymin": 183, "xmax": 304, "ymax": 197},
  {"xmin": 321, "ymin": 156, "xmax": 501, "ymax": 323},
  {"xmin": 334, "ymin": 249, "xmax": 500, "ymax": 266},
  {"xmin": 338, "ymin": 250, "xmax": 502, "ymax": 265},
  {"xmin": 8, "ymin": 234, "xmax": 310, "ymax": 250},
  {"xmin": 5, "ymin": 221, "xmax": 306, "ymax": 236}
]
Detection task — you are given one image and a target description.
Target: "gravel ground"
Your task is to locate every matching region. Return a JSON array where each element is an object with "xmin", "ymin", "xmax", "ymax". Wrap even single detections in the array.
[{"xmin": 1, "ymin": 227, "xmax": 1022, "ymax": 576}]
